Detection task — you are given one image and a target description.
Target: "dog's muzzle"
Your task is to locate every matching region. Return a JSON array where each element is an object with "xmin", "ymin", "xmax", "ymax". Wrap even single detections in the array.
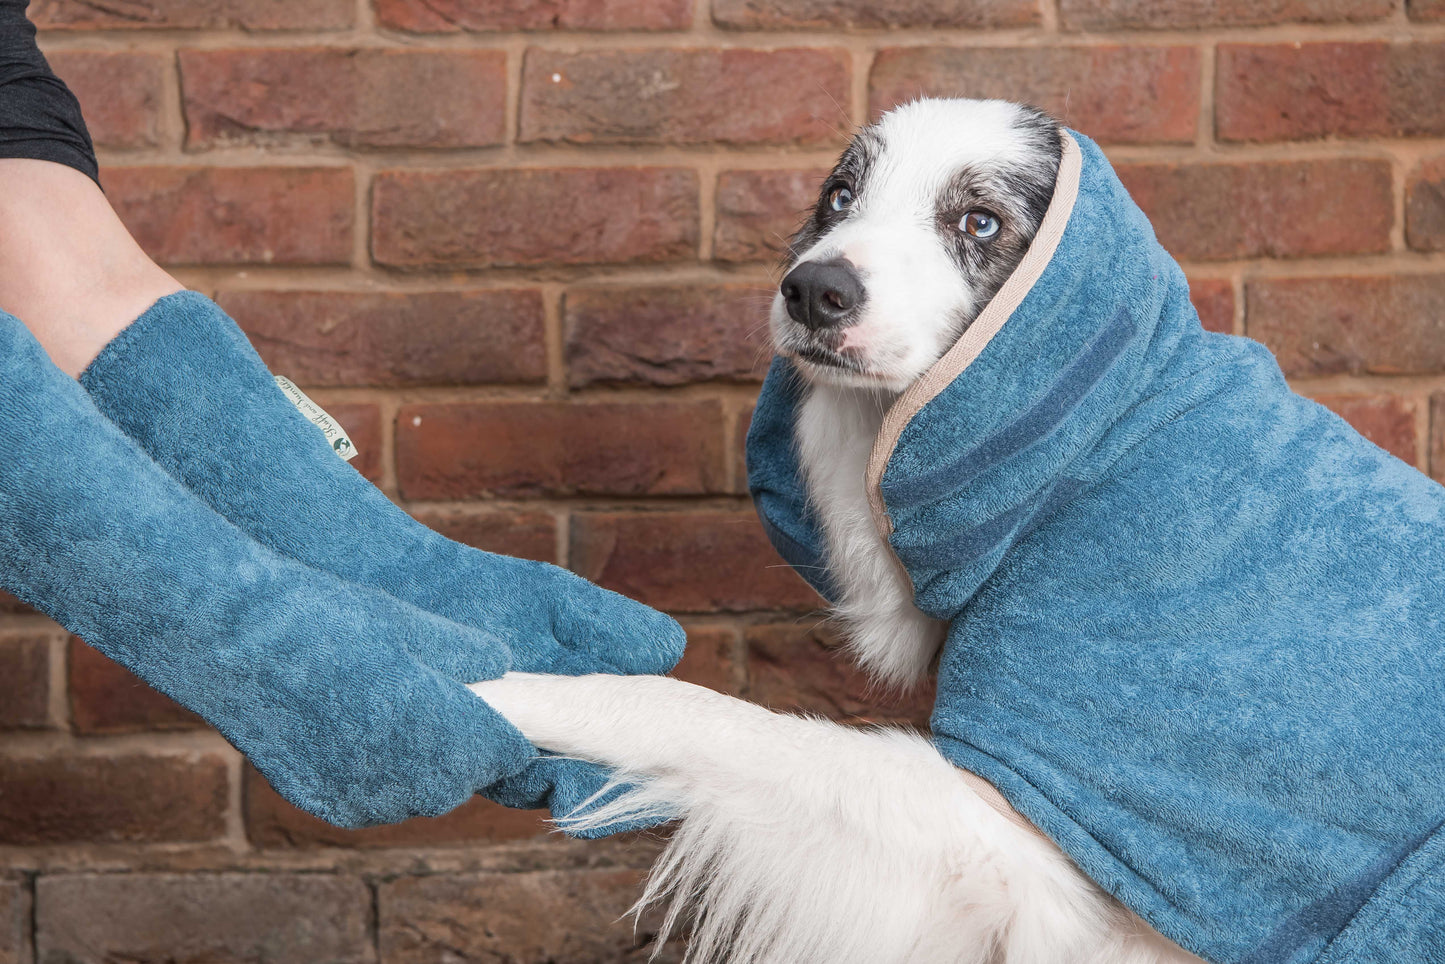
[{"xmin": 780, "ymin": 258, "xmax": 865, "ymax": 332}]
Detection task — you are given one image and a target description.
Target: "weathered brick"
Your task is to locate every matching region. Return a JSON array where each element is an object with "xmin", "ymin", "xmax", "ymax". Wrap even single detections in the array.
[
  {"xmin": 1059, "ymin": 0, "xmax": 1391, "ymax": 30},
  {"xmin": 219, "ymin": 289, "xmax": 546, "ymax": 387},
  {"xmin": 1247, "ymin": 275, "xmax": 1445, "ymax": 377},
  {"xmin": 715, "ymin": 0, "xmax": 1038, "ymax": 28},
  {"xmin": 1217, "ymin": 43, "xmax": 1445, "ymax": 143},
  {"xmin": 673, "ymin": 625, "xmax": 742, "ymax": 693},
  {"xmin": 397, "ymin": 401, "xmax": 727, "ymax": 500},
  {"xmin": 714, "ymin": 168, "xmax": 825, "ymax": 263},
  {"xmin": 69, "ymin": 637, "xmax": 203, "ymax": 734},
  {"xmin": 1413, "ymin": 0, "xmax": 1445, "ymax": 21},
  {"xmin": 1189, "ymin": 277, "xmax": 1235, "ymax": 334},
  {"xmin": 570, "ymin": 511, "xmax": 822, "ymax": 613},
  {"xmin": 106, "ymin": 166, "xmax": 354, "ymax": 266},
  {"xmin": 1117, "ymin": 160, "xmax": 1393, "ymax": 261},
  {"xmin": 410, "ymin": 508, "xmax": 560, "ymax": 563},
  {"xmin": 521, "ymin": 48, "xmax": 848, "ymax": 147},
  {"xmin": 317, "ymin": 401, "xmax": 383, "ymax": 484},
  {"xmin": 373, "ymin": 167, "xmax": 698, "ymax": 269},
  {"xmin": 1407, "ymin": 156, "xmax": 1445, "ymax": 253},
  {"xmin": 182, "ymin": 48, "xmax": 506, "ymax": 150},
  {"xmin": 870, "ymin": 46, "xmax": 1200, "ymax": 146},
  {"xmin": 565, "ymin": 285, "xmax": 769, "ymax": 387},
  {"xmin": 745, "ymin": 623, "xmax": 934, "ymax": 726},
  {"xmin": 1432, "ymin": 394, "xmax": 1445, "ymax": 483},
  {"xmin": 0, "ymin": 880, "xmax": 20, "ymax": 964},
  {"xmin": 46, "ymin": 52, "xmax": 164, "ymax": 150},
  {"xmin": 376, "ymin": 0, "xmax": 692, "ymax": 31},
  {"xmin": 30, "ymin": 0, "xmax": 353, "ymax": 29},
  {"xmin": 0, "ymin": 635, "xmax": 49, "ymax": 729},
  {"xmin": 36, "ymin": 874, "xmax": 372, "ymax": 964},
  {"xmin": 0, "ymin": 753, "xmax": 228, "ymax": 844},
  {"xmin": 245, "ymin": 765, "xmax": 547, "ymax": 848},
  {"xmin": 1311, "ymin": 395, "xmax": 1421, "ymax": 467},
  {"xmin": 735, "ymin": 404, "xmax": 755, "ymax": 494},
  {"xmin": 379, "ymin": 870, "xmax": 680, "ymax": 963}
]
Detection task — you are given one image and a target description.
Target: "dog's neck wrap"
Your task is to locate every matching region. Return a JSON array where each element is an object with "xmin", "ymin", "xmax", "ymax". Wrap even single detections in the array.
[{"xmin": 747, "ymin": 131, "xmax": 1445, "ymax": 964}]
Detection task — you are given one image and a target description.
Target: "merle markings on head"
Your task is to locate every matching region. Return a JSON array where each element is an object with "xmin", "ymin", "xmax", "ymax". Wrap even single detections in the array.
[{"xmin": 773, "ymin": 98, "xmax": 1063, "ymax": 393}]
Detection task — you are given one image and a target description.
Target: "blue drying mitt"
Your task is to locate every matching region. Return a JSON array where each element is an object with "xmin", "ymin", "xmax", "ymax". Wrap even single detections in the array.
[
  {"xmin": 79, "ymin": 291, "xmax": 685, "ymax": 827},
  {"xmin": 0, "ymin": 310, "xmax": 531, "ymax": 828},
  {"xmin": 748, "ymin": 131, "xmax": 1445, "ymax": 963}
]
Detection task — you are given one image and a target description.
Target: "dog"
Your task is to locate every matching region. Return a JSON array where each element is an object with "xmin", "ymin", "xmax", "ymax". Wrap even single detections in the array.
[{"xmin": 473, "ymin": 99, "xmax": 1207, "ymax": 964}]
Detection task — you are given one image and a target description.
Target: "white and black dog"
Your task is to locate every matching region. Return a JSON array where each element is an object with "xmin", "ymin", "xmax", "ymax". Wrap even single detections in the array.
[{"xmin": 473, "ymin": 99, "xmax": 1204, "ymax": 964}]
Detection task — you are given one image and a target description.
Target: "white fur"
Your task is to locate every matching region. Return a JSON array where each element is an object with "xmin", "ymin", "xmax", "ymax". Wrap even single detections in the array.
[{"xmin": 470, "ymin": 99, "xmax": 1205, "ymax": 964}]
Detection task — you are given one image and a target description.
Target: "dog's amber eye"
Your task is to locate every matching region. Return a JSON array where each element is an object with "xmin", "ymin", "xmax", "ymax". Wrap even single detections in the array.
[
  {"xmin": 828, "ymin": 186, "xmax": 854, "ymax": 212},
  {"xmin": 961, "ymin": 210, "xmax": 1000, "ymax": 239}
]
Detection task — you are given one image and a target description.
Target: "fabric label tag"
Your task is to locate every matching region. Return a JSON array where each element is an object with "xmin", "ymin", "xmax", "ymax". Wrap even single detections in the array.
[{"xmin": 273, "ymin": 375, "xmax": 358, "ymax": 462}]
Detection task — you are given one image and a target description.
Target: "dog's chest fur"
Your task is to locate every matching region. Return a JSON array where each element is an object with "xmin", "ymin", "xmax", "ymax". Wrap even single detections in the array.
[{"xmin": 795, "ymin": 382, "xmax": 947, "ymax": 689}]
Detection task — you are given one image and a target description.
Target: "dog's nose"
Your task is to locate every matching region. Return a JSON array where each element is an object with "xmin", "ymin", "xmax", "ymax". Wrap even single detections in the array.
[{"xmin": 780, "ymin": 259, "xmax": 863, "ymax": 331}]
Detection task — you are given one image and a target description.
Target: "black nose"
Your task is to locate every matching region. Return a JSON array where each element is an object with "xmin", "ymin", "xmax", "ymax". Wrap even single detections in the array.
[{"xmin": 780, "ymin": 259, "xmax": 864, "ymax": 331}]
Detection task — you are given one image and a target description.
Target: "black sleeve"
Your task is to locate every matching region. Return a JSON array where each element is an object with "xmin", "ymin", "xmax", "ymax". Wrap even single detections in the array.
[{"xmin": 0, "ymin": 0, "xmax": 99, "ymax": 185}]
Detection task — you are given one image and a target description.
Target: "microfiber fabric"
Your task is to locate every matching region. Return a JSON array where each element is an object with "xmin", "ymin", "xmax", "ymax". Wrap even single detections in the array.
[
  {"xmin": 79, "ymin": 290, "xmax": 685, "ymax": 826},
  {"xmin": 746, "ymin": 131, "xmax": 1445, "ymax": 963},
  {"xmin": 0, "ymin": 309, "xmax": 535, "ymax": 828}
]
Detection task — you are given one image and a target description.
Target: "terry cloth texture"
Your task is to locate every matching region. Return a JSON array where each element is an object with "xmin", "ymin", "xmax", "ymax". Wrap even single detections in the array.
[
  {"xmin": 79, "ymin": 290, "xmax": 684, "ymax": 827},
  {"xmin": 746, "ymin": 130, "xmax": 1445, "ymax": 964},
  {"xmin": 0, "ymin": 309, "xmax": 534, "ymax": 828},
  {"xmin": 0, "ymin": 0, "xmax": 98, "ymax": 184}
]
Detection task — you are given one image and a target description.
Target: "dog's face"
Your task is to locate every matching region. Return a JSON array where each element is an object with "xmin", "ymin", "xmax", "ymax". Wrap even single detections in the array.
[{"xmin": 772, "ymin": 99, "xmax": 1063, "ymax": 393}]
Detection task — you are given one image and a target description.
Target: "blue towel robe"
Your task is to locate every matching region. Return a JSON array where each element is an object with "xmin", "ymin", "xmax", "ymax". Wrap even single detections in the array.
[{"xmin": 746, "ymin": 130, "xmax": 1445, "ymax": 964}]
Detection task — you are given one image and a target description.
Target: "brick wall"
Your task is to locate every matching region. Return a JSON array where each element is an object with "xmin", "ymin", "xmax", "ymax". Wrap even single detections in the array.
[{"xmin": 2, "ymin": 0, "xmax": 1443, "ymax": 959}]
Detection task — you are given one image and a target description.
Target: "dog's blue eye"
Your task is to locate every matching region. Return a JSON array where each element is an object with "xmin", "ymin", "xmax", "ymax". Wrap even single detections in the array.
[
  {"xmin": 828, "ymin": 187, "xmax": 854, "ymax": 212},
  {"xmin": 961, "ymin": 210, "xmax": 1000, "ymax": 239}
]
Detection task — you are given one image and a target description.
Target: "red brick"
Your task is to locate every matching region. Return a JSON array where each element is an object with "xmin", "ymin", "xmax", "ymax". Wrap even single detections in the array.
[
  {"xmin": 397, "ymin": 401, "xmax": 727, "ymax": 500},
  {"xmin": 1413, "ymin": 0, "xmax": 1445, "ymax": 21},
  {"xmin": 245, "ymin": 765, "xmax": 547, "ymax": 848},
  {"xmin": 1431, "ymin": 394, "xmax": 1445, "ymax": 483},
  {"xmin": 1189, "ymin": 278, "xmax": 1235, "ymax": 334},
  {"xmin": 0, "ymin": 635, "xmax": 50, "ymax": 729},
  {"xmin": 570, "ymin": 511, "xmax": 822, "ymax": 613},
  {"xmin": 46, "ymin": 52, "xmax": 164, "ymax": 150},
  {"xmin": 36, "ymin": 874, "xmax": 371, "ymax": 964},
  {"xmin": 219, "ymin": 289, "xmax": 546, "ymax": 388},
  {"xmin": 715, "ymin": 0, "xmax": 1037, "ymax": 28},
  {"xmin": 1217, "ymin": 43, "xmax": 1445, "ymax": 143},
  {"xmin": 1407, "ymin": 156, "xmax": 1445, "ymax": 253},
  {"xmin": 0, "ymin": 753, "xmax": 228, "ymax": 844},
  {"xmin": 373, "ymin": 167, "xmax": 698, "ymax": 269},
  {"xmin": 181, "ymin": 48, "xmax": 506, "ymax": 150},
  {"xmin": 565, "ymin": 285, "xmax": 769, "ymax": 387},
  {"xmin": 1059, "ymin": 0, "xmax": 1390, "ymax": 29},
  {"xmin": 714, "ymin": 168, "xmax": 826, "ymax": 264},
  {"xmin": 735, "ymin": 404, "xmax": 754, "ymax": 495},
  {"xmin": 1247, "ymin": 275, "xmax": 1445, "ymax": 377},
  {"xmin": 106, "ymin": 166, "xmax": 354, "ymax": 266},
  {"xmin": 376, "ymin": 0, "xmax": 692, "ymax": 31},
  {"xmin": 1117, "ymin": 160, "xmax": 1393, "ymax": 262},
  {"xmin": 0, "ymin": 880, "xmax": 20, "ymax": 964},
  {"xmin": 672, "ymin": 625, "xmax": 742, "ymax": 693},
  {"xmin": 30, "ymin": 0, "xmax": 353, "ymax": 28},
  {"xmin": 745, "ymin": 623, "xmax": 933, "ymax": 726},
  {"xmin": 1311, "ymin": 395, "xmax": 1421, "ymax": 467},
  {"xmin": 315, "ymin": 402, "xmax": 383, "ymax": 484},
  {"xmin": 521, "ymin": 48, "xmax": 849, "ymax": 147},
  {"xmin": 410, "ymin": 508, "xmax": 560, "ymax": 563},
  {"xmin": 378, "ymin": 870, "xmax": 681, "ymax": 963},
  {"xmin": 0, "ymin": 593, "xmax": 30, "ymax": 615},
  {"xmin": 68, "ymin": 637, "xmax": 203, "ymax": 734},
  {"xmin": 871, "ymin": 46, "xmax": 1199, "ymax": 146}
]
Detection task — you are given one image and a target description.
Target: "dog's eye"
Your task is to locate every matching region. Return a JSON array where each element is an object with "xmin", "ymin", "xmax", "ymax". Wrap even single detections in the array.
[
  {"xmin": 961, "ymin": 210, "xmax": 1000, "ymax": 239},
  {"xmin": 828, "ymin": 186, "xmax": 854, "ymax": 212}
]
